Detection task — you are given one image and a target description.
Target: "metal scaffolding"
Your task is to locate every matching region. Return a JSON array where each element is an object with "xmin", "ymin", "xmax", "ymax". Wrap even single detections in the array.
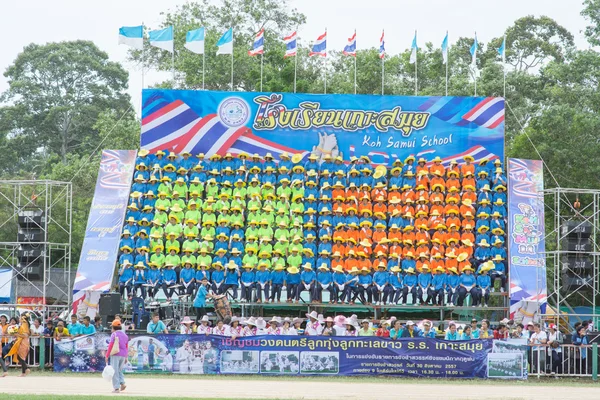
[
  {"xmin": 543, "ymin": 187, "xmax": 600, "ymax": 329},
  {"xmin": 0, "ymin": 180, "xmax": 72, "ymax": 306}
]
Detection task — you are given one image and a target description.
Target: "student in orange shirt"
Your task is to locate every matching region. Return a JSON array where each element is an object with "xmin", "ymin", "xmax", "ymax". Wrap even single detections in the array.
[
  {"xmin": 333, "ymin": 225, "xmax": 346, "ymax": 243},
  {"xmin": 459, "ymin": 198, "xmax": 475, "ymax": 219},
  {"xmin": 446, "ymin": 225, "xmax": 461, "ymax": 244},
  {"xmin": 459, "ymin": 239, "xmax": 474, "ymax": 258},
  {"xmin": 332, "ymin": 182, "xmax": 346, "ymax": 201},
  {"xmin": 462, "ymin": 184, "xmax": 477, "ymax": 204},
  {"xmin": 415, "ymin": 225, "xmax": 430, "ymax": 243},
  {"xmin": 373, "ymin": 238, "xmax": 390, "ymax": 256},
  {"xmin": 331, "ymin": 252, "xmax": 345, "ymax": 271},
  {"xmin": 446, "ymin": 170, "xmax": 461, "ymax": 192},
  {"xmin": 461, "ymin": 155, "xmax": 476, "ymax": 177},
  {"xmin": 373, "ymin": 252, "xmax": 388, "ymax": 270},
  {"xmin": 358, "ymin": 184, "xmax": 371, "ymax": 201},
  {"xmin": 446, "ymin": 159, "xmax": 460, "ymax": 178},
  {"xmin": 415, "ymin": 170, "xmax": 430, "ymax": 190},
  {"xmin": 457, "ymin": 253, "xmax": 471, "ymax": 273},
  {"xmin": 414, "ymin": 184, "xmax": 429, "ymax": 202},
  {"xmin": 430, "ymin": 240, "xmax": 446, "ymax": 260},
  {"xmin": 372, "ymin": 223, "xmax": 388, "ymax": 243},
  {"xmin": 387, "ymin": 197, "xmax": 402, "ymax": 215},
  {"xmin": 430, "ymin": 156, "xmax": 445, "ymax": 177},
  {"xmin": 346, "ymin": 222, "xmax": 360, "ymax": 244},
  {"xmin": 445, "ymin": 250, "xmax": 458, "ymax": 271},
  {"xmin": 416, "ymin": 252, "xmax": 430, "ymax": 272},
  {"xmin": 358, "ymin": 197, "xmax": 373, "ymax": 215},
  {"xmin": 387, "ymin": 223, "xmax": 402, "ymax": 243},
  {"xmin": 345, "ymin": 183, "xmax": 359, "ymax": 202},
  {"xmin": 359, "ymin": 220, "xmax": 373, "ymax": 241},
  {"xmin": 357, "ymin": 252, "xmax": 373, "ymax": 271},
  {"xmin": 430, "ymin": 252, "xmax": 446, "ymax": 271},
  {"xmin": 461, "ymin": 226, "xmax": 475, "ymax": 245},
  {"xmin": 332, "ymin": 239, "xmax": 347, "ymax": 257},
  {"xmin": 373, "ymin": 196, "xmax": 387, "ymax": 215},
  {"xmin": 432, "ymin": 224, "xmax": 448, "ymax": 244},
  {"xmin": 371, "ymin": 182, "xmax": 387, "ymax": 200},
  {"xmin": 415, "ymin": 196, "xmax": 429, "ymax": 216},
  {"xmin": 416, "ymin": 157, "xmax": 429, "ymax": 176},
  {"xmin": 402, "ymin": 199, "xmax": 415, "ymax": 217},
  {"xmin": 358, "ymin": 238, "xmax": 372, "ymax": 258},
  {"xmin": 344, "ymin": 250, "xmax": 359, "ymax": 272},
  {"xmin": 462, "ymin": 173, "xmax": 476, "ymax": 192},
  {"xmin": 415, "ymin": 240, "xmax": 430, "ymax": 259},
  {"xmin": 430, "ymin": 174, "xmax": 445, "ymax": 192},
  {"xmin": 401, "ymin": 187, "xmax": 416, "ymax": 204}
]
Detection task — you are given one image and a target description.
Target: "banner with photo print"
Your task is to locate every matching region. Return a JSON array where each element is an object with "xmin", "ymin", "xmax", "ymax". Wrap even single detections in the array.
[{"xmin": 52, "ymin": 334, "xmax": 517, "ymax": 378}]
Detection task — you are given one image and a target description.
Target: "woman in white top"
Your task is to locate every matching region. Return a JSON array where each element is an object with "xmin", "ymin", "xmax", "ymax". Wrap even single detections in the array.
[
  {"xmin": 547, "ymin": 323, "xmax": 563, "ymax": 374},
  {"xmin": 179, "ymin": 316, "xmax": 194, "ymax": 334},
  {"xmin": 529, "ymin": 323, "xmax": 548, "ymax": 373},
  {"xmin": 30, "ymin": 318, "xmax": 45, "ymax": 365},
  {"xmin": 228, "ymin": 317, "xmax": 243, "ymax": 338},
  {"xmin": 212, "ymin": 320, "xmax": 230, "ymax": 336},
  {"xmin": 196, "ymin": 316, "xmax": 212, "ymax": 335},
  {"xmin": 280, "ymin": 318, "xmax": 298, "ymax": 335}
]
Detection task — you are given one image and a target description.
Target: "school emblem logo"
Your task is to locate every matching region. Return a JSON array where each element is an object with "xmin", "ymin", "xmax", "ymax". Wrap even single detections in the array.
[{"xmin": 218, "ymin": 97, "xmax": 250, "ymax": 128}]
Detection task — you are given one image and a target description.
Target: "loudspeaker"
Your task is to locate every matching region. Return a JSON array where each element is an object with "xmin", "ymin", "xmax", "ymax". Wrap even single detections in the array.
[
  {"xmin": 101, "ymin": 315, "xmax": 116, "ymax": 330},
  {"xmin": 561, "ymin": 221, "xmax": 592, "ymax": 238},
  {"xmin": 99, "ymin": 292, "xmax": 121, "ymax": 316},
  {"xmin": 159, "ymin": 305, "xmax": 174, "ymax": 320}
]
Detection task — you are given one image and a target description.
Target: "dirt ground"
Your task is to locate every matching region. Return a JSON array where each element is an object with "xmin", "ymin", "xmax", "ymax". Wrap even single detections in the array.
[{"xmin": 1, "ymin": 376, "xmax": 599, "ymax": 399}]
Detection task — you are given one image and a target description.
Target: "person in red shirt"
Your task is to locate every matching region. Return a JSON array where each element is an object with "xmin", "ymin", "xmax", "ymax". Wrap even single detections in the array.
[{"xmin": 376, "ymin": 320, "xmax": 391, "ymax": 338}]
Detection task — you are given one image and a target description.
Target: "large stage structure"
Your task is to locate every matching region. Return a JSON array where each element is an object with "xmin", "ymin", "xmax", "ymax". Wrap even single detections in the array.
[
  {"xmin": 544, "ymin": 187, "xmax": 600, "ymax": 328},
  {"xmin": 0, "ymin": 180, "xmax": 73, "ymax": 308}
]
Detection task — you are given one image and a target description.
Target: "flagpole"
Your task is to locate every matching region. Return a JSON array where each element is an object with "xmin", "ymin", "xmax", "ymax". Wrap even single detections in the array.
[
  {"xmin": 172, "ymin": 48, "xmax": 175, "ymax": 87},
  {"xmin": 260, "ymin": 53, "xmax": 264, "ymax": 92},
  {"xmin": 202, "ymin": 50, "xmax": 205, "ymax": 90},
  {"xmin": 141, "ymin": 22, "xmax": 145, "ymax": 91},
  {"xmin": 354, "ymin": 55, "xmax": 357, "ymax": 95},
  {"xmin": 502, "ymin": 35, "xmax": 506, "ymax": 98},
  {"xmin": 445, "ymin": 31, "xmax": 448, "ymax": 97},
  {"xmin": 414, "ymin": 50, "xmax": 418, "ymax": 96},
  {"xmin": 231, "ymin": 31, "xmax": 234, "ymax": 91},
  {"xmin": 324, "ymin": 28, "xmax": 327, "ymax": 95},
  {"xmin": 381, "ymin": 56, "xmax": 384, "ymax": 95},
  {"xmin": 294, "ymin": 28, "xmax": 298, "ymax": 94},
  {"xmin": 473, "ymin": 31, "xmax": 477, "ymax": 97}
]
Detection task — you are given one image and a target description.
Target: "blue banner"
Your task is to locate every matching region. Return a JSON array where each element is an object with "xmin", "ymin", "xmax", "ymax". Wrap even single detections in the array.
[
  {"xmin": 72, "ymin": 150, "xmax": 137, "ymax": 314},
  {"xmin": 507, "ymin": 158, "xmax": 547, "ymax": 319},
  {"xmin": 141, "ymin": 90, "xmax": 504, "ymax": 165},
  {"xmin": 54, "ymin": 334, "xmax": 506, "ymax": 378}
]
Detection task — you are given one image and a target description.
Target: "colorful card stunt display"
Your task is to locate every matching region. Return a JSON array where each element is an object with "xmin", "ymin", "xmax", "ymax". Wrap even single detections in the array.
[
  {"xmin": 507, "ymin": 159, "xmax": 547, "ymax": 319},
  {"xmin": 141, "ymin": 90, "xmax": 505, "ymax": 165}
]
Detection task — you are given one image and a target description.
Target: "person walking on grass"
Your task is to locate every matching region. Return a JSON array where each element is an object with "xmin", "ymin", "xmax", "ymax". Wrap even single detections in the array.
[{"xmin": 106, "ymin": 319, "xmax": 129, "ymax": 393}]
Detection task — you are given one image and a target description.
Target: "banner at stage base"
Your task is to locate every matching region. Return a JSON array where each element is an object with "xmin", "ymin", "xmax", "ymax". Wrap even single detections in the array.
[
  {"xmin": 71, "ymin": 150, "xmax": 137, "ymax": 318},
  {"xmin": 507, "ymin": 158, "xmax": 547, "ymax": 322},
  {"xmin": 141, "ymin": 90, "xmax": 504, "ymax": 166},
  {"xmin": 54, "ymin": 334, "xmax": 524, "ymax": 380}
]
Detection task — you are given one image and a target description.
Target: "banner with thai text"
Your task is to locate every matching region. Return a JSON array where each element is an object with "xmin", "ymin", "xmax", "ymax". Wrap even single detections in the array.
[
  {"xmin": 52, "ymin": 333, "xmax": 528, "ymax": 379},
  {"xmin": 141, "ymin": 90, "xmax": 504, "ymax": 166},
  {"xmin": 71, "ymin": 150, "xmax": 137, "ymax": 317},
  {"xmin": 507, "ymin": 158, "xmax": 547, "ymax": 320}
]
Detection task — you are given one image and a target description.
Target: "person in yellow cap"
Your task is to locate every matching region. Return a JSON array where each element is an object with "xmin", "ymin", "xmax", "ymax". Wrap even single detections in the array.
[{"xmin": 285, "ymin": 265, "xmax": 301, "ymax": 303}]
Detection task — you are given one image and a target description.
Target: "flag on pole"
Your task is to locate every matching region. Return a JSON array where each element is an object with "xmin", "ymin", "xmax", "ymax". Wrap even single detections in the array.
[
  {"xmin": 343, "ymin": 31, "xmax": 357, "ymax": 56},
  {"xmin": 248, "ymin": 28, "xmax": 264, "ymax": 56},
  {"xmin": 379, "ymin": 30, "xmax": 385, "ymax": 59},
  {"xmin": 441, "ymin": 32, "xmax": 449, "ymax": 64},
  {"xmin": 184, "ymin": 27, "xmax": 205, "ymax": 54},
  {"xmin": 283, "ymin": 31, "xmax": 297, "ymax": 58},
  {"xmin": 498, "ymin": 36, "xmax": 506, "ymax": 62},
  {"xmin": 217, "ymin": 28, "xmax": 233, "ymax": 55},
  {"xmin": 409, "ymin": 31, "xmax": 418, "ymax": 64},
  {"xmin": 149, "ymin": 26, "xmax": 174, "ymax": 53},
  {"xmin": 470, "ymin": 33, "xmax": 478, "ymax": 65},
  {"xmin": 309, "ymin": 31, "xmax": 327, "ymax": 57},
  {"xmin": 118, "ymin": 25, "xmax": 144, "ymax": 50}
]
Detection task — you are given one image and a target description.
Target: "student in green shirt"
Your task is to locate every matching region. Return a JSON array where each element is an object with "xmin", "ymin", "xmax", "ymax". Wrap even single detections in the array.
[
  {"xmin": 205, "ymin": 178, "xmax": 219, "ymax": 198},
  {"xmin": 183, "ymin": 220, "xmax": 199, "ymax": 238},
  {"xmin": 196, "ymin": 247, "xmax": 212, "ymax": 266},
  {"xmin": 233, "ymin": 180, "xmax": 246, "ymax": 199},
  {"xmin": 155, "ymin": 192, "xmax": 171, "ymax": 212},
  {"xmin": 153, "ymin": 206, "xmax": 169, "ymax": 226},
  {"xmin": 188, "ymin": 177, "xmax": 204, "ymax": 196},
  {"xmin": 202, "ymin": 207, "xmax": 217, "ymax": 226},
  {"xmin": 165, "ymin": 249, "xmax": 181, "ymax": 269},
  {"xmin": 185, "ymin": 202, "xmax": 201, "ymax": 223},
  {"xmin": 165, "ymin": 217, "xmax": 183, "ymax": 238},
  {"xmin": 181, "ymin": 250, "xmax": 197, "ymax": 267},
  {"xmin": 150, "ymin": 246, "xmax": 166, "ymax": 268},
  {"xmin": 172, "ymin": 177, "xmax": 189, "ymax": 200},
  {"xmin": 287, "ymin": 248, "xmax": 302, "ymax": 268},
  {"xmin": 258, "ymin": 221, "xmax": 273, "ymax": 241},
  {"xmin": 170, "ymin": 194, "xmax": 186, "ymax": 214},
  {"xmin": 182, "ymin": 234, "xmax": 199, "ymax": 253},
  {"xmin": 200, "ymin": 224, "xmax": 216, "ymax": 242},
  {"xmin": 149, "ymin": 232, "xmax": 164, "ymax": 253},
  {"xmin": 165, "ymin": 234, "xmax": 181, "ymax": 253}
]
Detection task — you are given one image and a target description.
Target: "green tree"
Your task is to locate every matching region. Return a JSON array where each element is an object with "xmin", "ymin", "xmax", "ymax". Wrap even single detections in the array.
[
  {"xmin": 0, "ymin": 41, "xmax": 131, "ymax": 172},
  {"xmin": 582, "ymin": 0, "xmax": 600, "ymax": 46}
]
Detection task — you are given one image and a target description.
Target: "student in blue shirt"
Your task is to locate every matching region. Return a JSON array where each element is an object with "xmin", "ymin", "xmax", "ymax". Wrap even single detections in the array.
[
  {"xmin": 240, "ymin": 265, "xmax": 256, "ymax": 303},
  {"xmin": 316, "ymin": 264, "xmax": 334, "ymax": 303},
  {"xmin": 445, "ymin": 323, "xmax": 460, "ymax": 340},
  {"xmin": 402, "ymin": 268, "xmax": 418, "ymax": 305},
  {"xmin": 417, "ymin": 265, "xmax": 433, "ymax": 305},
  {"xmin": 223, "ymin": 262, "xmax": 240, "ymax": 300},
  {"xmin": 357, "ymin": 267, "xmax": 374, "ymax": 305},
  {"xmin": 344, "ymin": 267, "xmax": 360, "ymax": 304},
  {"xmin": 161, "ymin": 263, "xmax": 177, "ymax": 300},
  {"xmin": 210, "ymin": 263, "xmax": 226, "ymax": 295},
  {"xmin": 147, "ymin": 312, "xmax": 169, "ymax": 334},
  {"xmin": 445, "ymin": 267, "xmax": 460, "ymax": 306},
  {"xmin": 67, "ymin": 314, "xmax": 83, "ymax": 336},
  {"xmin": 431, "ymin": 266, "xmax": 447, "ymax": 306},
  {"xmin": 388, "ymin": 266, "xmax": 403, "ymax": 304},
  {"xmin": 420, "ymin": 320, "xmax": 437, "ymax": 338},
  {"xmin": 269, "ymin": 264, "xmax": 286, "ymax": 303},
  {"xmin": 179, "ymin": 261, "xmax": 196, "ymax": 297},
  {"xmin": 146, "ymin": 262, "xmax": 162, "ymax": 300},
  {"xmin": 133, "ymin": 262, "xmax": 147, "ymax": 299},
  {"xmin": 255, "ymin": 263, "xmax": 271, "ymax": 303},
  {"xmin": 332, "ymin": 266, "xmax": 347, "ymax": 304},
  {"xmin": 476, "ymin": 263, "xmax": 492, "ymax": 307},
  {"xmin": 373, "ymin": 263, "xmax": 392, "ymax": 305},
  {"xmin": 460, "ymin": 325, "xmax": 474, "ymax": 340},
  {"xmin": 285, "ymin": 266, "xmax": 301, "ymax": 303},
  {"xmin": 118, "ymin": 261, "xmax": 134, "ymax": 299},
  {"xmin": 80, "ymin": 316, "xmax": 97, "ymax": 335},
  {"xmin": 298, "ymin": 264, "xmax": 317, "ymax": 303},
  {"xmin": 456, "ymin": 266, "xmax": 477, "ymax": 307}
]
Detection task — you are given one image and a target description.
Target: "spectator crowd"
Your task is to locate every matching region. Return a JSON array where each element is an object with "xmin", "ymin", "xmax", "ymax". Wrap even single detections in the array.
[{"xmin": 117, "ymin": 150, "xmax": 508, "ymax": 308}]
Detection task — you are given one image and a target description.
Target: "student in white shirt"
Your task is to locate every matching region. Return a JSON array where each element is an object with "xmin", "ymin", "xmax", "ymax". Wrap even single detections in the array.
[
  {"xmin": 529, "ymin": 323, "xmax": 548, "ymax": 373},
  {"xmin": 547, "ymin": 323, "xmax": 563, "ymax": 374}
]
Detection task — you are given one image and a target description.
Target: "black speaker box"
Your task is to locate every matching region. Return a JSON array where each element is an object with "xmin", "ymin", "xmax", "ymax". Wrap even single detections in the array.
[{"xmin": 99, "ymin": 292, "xmax": 121, "ymax": 316}]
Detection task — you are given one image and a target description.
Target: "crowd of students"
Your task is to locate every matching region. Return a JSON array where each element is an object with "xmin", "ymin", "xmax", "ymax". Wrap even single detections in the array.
[{"xmin": 117, "ymin": 150, "xmax": 508, "ymax": 308}]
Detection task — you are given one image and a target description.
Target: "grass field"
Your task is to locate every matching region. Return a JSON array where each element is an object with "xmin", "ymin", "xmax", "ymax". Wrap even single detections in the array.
[{"xmin": 8, "ymin": 370, "xmax": 599, "ymax": 386}]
